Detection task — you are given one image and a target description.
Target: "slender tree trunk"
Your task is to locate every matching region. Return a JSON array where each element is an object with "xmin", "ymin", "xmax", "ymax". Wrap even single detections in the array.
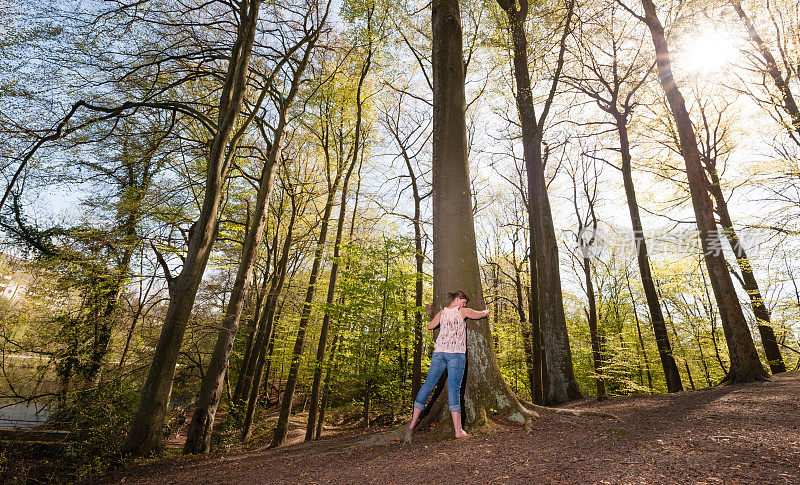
[
  {"xmin": 698, "ymin": 257, "xmax": 730, "ymax": 376},
  {"xmin": 232, "ymin": 269, "xmax": 270, "ymax": 405},
  {"xmin": 270, "ymin": 167, "xmax": 343, "ymax": 447},
  {"xmin": 693, "ymin": 326, "xmax": 713, "ymax": 386},
  {"xmin": 122, "ymin": 1, "xmax": 263, "ymax": 456},
  {"xmin": 234, "ymin": 235, "xmax": 279, "ymax": 406},
  {"xmin": 625, "ymin": 272, "xmax": 654, "ymax": 393},
  {"xmin": 315, "ymin": 330, "xmax": 339, "ymax": 439},
  {"xmin": 497, "ymin": 0, "xmax": 581, "ymax": 405},
  {"xmin": 512, "ymin": 260, "xmax": 537, "ymax": 399},
  {"xmin": 705, "ymin": 166, "xmax": 786, "ymax": 373},
  {"xmin": 582, "ymin": 257, "xmax": 606, "ymax": 400},
  {"xmin": 305, "ymin": 41, "xmax": 371, "ymax": 441},
  {"xmin": 315, "ymin": 178, "xmax": 362, "ymax": 439},
  {"xmin": 684, "ymin": 360, "xmax": 696, "ymax": 390},
  {"xmin": 616, "ymin": 118, "xmax": 683, "ymax": 392},
  {"xmin": 240, "ymin": 192, "xmax": 299, "ymax": 441},
  {"xmin": 395, "ymin": 138, "xmax": 426, "ymax": 401},
  {"xmin": 640, "ymin": 0, "xmax": 767, "ymax": 383},
  {"xmin": 302, "ymin": 144, "xmax": 358, "ymax": 441}
]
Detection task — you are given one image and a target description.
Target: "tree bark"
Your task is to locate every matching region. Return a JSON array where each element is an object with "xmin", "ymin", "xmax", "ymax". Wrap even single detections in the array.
[
  {"xmin": 122, "ymin": 0, "xmax": 263, "ymax": 456},
  {"xmin": 704, "ymin": 165, "xmax": 786, "ymax": 373},
  {"xmin": 183, "ymin": 30, "xmax": 317, "ymax": 454},
  {"xmin": 640, "ymin": 0, "xmax": 767, "ymax": 383},
  {"xmin": 616, "ymin": 118, "xmax": 683, "ymax": 392},
  {"xmin": 496, "ymin": 0, "xmax": 581, "ymax": 405},
  {"xmin": 419, "ymin": 0, "xmax": 531, "ymax": 434}
]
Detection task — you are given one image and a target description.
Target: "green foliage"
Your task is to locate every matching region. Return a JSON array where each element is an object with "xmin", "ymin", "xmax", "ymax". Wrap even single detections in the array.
[
  {"xmin": 0, "ymin": 381, "xmax": 138, "ymax": 483},
  {"xmin": 328, "ymin": 238, "xmax": 422, "ymax": 415}
]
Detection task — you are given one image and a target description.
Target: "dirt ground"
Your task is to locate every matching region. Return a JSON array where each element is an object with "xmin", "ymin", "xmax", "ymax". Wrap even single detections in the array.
[{"xmin": 102, "ymin": 371, "xmax": 800, "ymax": 484}]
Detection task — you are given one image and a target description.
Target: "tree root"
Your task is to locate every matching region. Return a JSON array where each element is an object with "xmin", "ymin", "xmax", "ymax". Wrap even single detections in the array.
[
  {"xmin": 353, "ymin": 401, "xmax": 615, "ymax": 450},
  {"xmin": 520, "ymin": 400, "xmax": 618, "ymax": 420},
  {"xmin": 352, "ymin": 424, "xmax": 414, "ymax": 449}
]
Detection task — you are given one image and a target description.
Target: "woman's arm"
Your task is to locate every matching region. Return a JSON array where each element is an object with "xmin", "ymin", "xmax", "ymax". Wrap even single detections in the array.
[
  {"xmin": 427, "ymin": 310, "xmax": 443, "ymax": 330},
  {"xmin": 461, "ymin": 307, "xmax": 490, "ymax": 320}
]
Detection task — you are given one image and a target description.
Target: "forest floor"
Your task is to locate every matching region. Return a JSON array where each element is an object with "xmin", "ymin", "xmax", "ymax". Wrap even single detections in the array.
[{"xmin": 102, "ymin": 370, "xmax": 800, "ymax": 484}]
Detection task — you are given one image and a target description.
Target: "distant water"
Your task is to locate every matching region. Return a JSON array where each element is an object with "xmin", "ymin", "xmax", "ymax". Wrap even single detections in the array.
[{"xmin": 0, "ymin": 401, "xmax": 48, "ymax": 429}]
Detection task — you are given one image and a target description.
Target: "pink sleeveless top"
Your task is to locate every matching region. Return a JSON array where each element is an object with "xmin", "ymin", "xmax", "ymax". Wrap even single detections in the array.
[{"xmin": 434, "ymin": 306, "xmax": 466, "ymax": 354}]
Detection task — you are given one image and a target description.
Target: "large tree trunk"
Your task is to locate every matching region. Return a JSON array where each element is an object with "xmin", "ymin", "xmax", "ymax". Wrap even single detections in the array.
[
  {"xmin": 121, "ymin": 1, "xmax": 263, "ymax": 457},
  {"xmin": 640, "ymin": 0, "xmax": 767, "ymax": 383},
  {"xmin": 527, "ymin": 249, "xmax": 545, "ymax": 404},
  {"xmin": 418, "ymin": 0, "xmax": 530, "ymax": 434},
  {"xmin": 704, "ymin": 165, "xmax": 786, "ymax": 373},
  {"xmin": 616, "ymin": 118, "xmax": 683, "ymax": 392},
  {"xmin": 497, "ymin": 0, "xmax": 581, "ymax": 405},
  {"xmin": 183, "ymin": 33, "xmax": 316, "ymax": 454}
]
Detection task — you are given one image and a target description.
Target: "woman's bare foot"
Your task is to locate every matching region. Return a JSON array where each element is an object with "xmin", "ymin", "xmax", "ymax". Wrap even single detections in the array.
[
  {"xmin": 409, "ymin": 407, "xmax": 422, "ymax": 430},
  {"xmin": 454, "ymin": 429, "xmax": 471, "ymax": 438}
]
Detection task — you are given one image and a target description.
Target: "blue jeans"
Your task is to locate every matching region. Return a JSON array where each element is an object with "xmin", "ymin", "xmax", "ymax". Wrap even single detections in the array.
[{"xmin": 414, "ymin": 352, "xmax": 466, "ymax": 413}]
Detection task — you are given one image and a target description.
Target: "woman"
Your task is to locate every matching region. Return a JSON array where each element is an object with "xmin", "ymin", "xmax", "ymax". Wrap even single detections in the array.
[{"xmin": 408, "ymin": 290, "xmax": 490, "ymax": 438}]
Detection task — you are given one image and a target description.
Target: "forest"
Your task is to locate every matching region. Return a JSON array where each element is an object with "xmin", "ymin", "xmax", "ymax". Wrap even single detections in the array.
[{"xmin": 1, "ymin": 0, "xmax": 799, "ymax": 482}]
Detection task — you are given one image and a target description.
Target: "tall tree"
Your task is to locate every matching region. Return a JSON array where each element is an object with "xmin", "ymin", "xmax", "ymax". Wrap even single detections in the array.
[
  {"xmin": 268, "ymin": 79, "xmax": 356, "ymax": 447},
  {"xmin": 568, "ymin": 153, "xmax": 606, "ymax": 400},
  {"xmin": 565, "ymin": 3, "xmax": 682, "ymax": 392},
  {"xmin": 415, "ymin": 0, "xmax": 531, "ymax": 434},
  {"xmin": 183, "ymin": 10, "xmax": 324, "ymax": 453},
  {"xmin": 694, "ymin": 101, "xmax": 786, "ymax": 373},
  {"xmin": 495, "ymin": 0, "xmax": 582, "ymax": 404},
  {"xmin": 305, "ymin": 40, "xmax": 370, "ymax": 440},
  {"xmin": 381, "ymin": 89, "xmax": 431, "ymax": 402},
  {"xmin": 122, "ymin": 0, "xmax": 267, "ymax": 456},
  {"xmin": 635, "ymin": 0, "xmax": 767, "ymax": 383},
  {"xmin": 240, "ymin": 174, "xmax": 304, "ymax": 441}
]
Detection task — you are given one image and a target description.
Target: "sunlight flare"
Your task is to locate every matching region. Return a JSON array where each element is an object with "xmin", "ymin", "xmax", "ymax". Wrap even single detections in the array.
[{"xmin": 679, "ymin": 28, "xmax": 742, "ymax": 75}]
